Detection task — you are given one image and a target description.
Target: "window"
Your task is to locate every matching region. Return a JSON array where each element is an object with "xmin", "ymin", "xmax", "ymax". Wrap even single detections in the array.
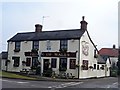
[
  {"xmin": 59, "ymin": 58, "xmax": 67, "ymax": 71},
  {"xmin": 51, "ymin": 58, "xmax": 57, "ymax": 68},
  {"xmin": 33, "ymin": 41, "xmax": 39, "ymax": 49},
  {"xmin": 26, "ymin": 58, "xmax": 31, "ymax": 66},
  {"xmin": 60, "ymin": 40, "xmax": 68, "ymax": 51},
  {"xmin": 5, "ymin": 61, "xmax": 7, "ymax": 66},
  {"xmin": 12, "ymin": 57, "xmax": 20, "ymax": 67},
  {"xmin": 82, "ymin": 60, "xmax": 88, "ymax": 70},
  {"xmin": 32, "ymin": 57, "xmax": 39, "ymax": 68},
  {"xmin": 14, "ymin": 42, "xmax": 21, "ymax": 52},
  {"xmin": 101, "ymin": 65, "xmax": 105, "ymax": 70},
  {"xmin": 46, "ymin": 40, "xmax": 51, "ymax": 50},
  {"xmin": 70, "ymin": 59, "xmax": 76, "ymax": 69},
  {"xmin": 97, "ymin": 65, "xmax": 99, "ymax": 70},
  {"xmin": 94, "ymin": 64, "xmax": 96, "ymax": 69},
  {"xmin": 94, "ymin": 49, "xmax": 97, "ymax": 58}
]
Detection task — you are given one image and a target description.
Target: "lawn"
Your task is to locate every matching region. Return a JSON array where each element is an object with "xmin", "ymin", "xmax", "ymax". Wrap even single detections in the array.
[{"xmin": 0, "ymin": 71, "xmax": 37, "ymax": 80}]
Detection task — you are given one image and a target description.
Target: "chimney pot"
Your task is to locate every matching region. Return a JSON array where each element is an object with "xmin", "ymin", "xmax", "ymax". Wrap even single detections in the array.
[
  {"xmin": 113, "ymin": 44, "xmax": 116, "ymax": 49},
  {"xmin": 80, "ymin": 16, "xmax": 88, "ymax": 30},
  {"xmin": 35, "ymin": 24, "xmax": 43, "ymax": 32}
]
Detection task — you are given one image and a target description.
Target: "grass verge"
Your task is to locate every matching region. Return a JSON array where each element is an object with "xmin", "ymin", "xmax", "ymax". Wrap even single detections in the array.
[{"xmin": 0, "ymin": 71, "xmax": 37, "ymax": 80}]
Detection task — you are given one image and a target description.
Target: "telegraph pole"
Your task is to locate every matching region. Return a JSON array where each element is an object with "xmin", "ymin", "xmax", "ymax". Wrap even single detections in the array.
[{"xmin": 42, "ymin": 16, "xmax": 49, "ymax": 26}]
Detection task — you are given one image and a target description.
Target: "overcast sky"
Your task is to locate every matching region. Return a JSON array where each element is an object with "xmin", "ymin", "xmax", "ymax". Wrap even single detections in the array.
[{"xmin": 0, "ymin": 0, "xmax": 119, "ymax": 52}]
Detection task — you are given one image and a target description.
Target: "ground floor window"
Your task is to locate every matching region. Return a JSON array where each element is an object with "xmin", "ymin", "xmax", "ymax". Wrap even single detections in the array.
[
  {"xmin": 43, "ymin": 59, "xmax": 50, "ymax": 72},
  {"xmin": 59, "ymin": 58, "xmax": 67, "ymax": 71},
  {"xmin": 51, "ymin": 58, "xmax": 57, "ymax": 68},
  {"xmin": 26, "ymin": 58, "xmax": 31, "ymax": 66},
  {"xmin": 82, "ymin": 60, "xmax": 88, "ymax": 70},
  {"xmin": 32, "ymin": 57, "xmax": 39, "ymax": 68},
  {"xmin": 12, "ymin": 57, "xmax": 20, "ymax": 67},
  {"xmin": 97, "ymin": 65, "xmax": 99, "ymax": 70},
  {"xmin": 69, "ymin": 59, "xmax": 76, "ymax": 69},
  {"xmin": 94, "ymin": 64, "xmax": 96, "ymax": 69}
]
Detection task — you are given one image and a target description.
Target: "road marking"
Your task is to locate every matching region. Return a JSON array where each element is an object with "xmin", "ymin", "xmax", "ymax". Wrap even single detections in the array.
[
  {"xmin": 48, "ymin": 82, "xmax": 83, "ymax": 88},
  {"xmin": 1, "ymin": 79, "xmax": 29, "ymax": 84},
  {"xmin": 113, "ymin": 82, "xmax": 118, "ymax": 85},
  {"xmin": 107, "ymin": 82, "xmax": 118, "ymax": 88},
  {"xmin": 17, "ymin": 82, "xmax": 29, "ymax": 84}
]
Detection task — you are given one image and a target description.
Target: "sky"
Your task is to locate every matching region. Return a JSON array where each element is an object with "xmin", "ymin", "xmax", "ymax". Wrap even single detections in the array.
[{"xmin": 0, "ymin": 0, "xmax": 119, "ymax": 52}]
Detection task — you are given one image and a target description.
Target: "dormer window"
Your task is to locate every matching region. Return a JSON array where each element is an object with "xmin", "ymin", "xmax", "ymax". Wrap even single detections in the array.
[{"xmin": 14, "ymin": 42, "xmax": 21, "ymax": 52}]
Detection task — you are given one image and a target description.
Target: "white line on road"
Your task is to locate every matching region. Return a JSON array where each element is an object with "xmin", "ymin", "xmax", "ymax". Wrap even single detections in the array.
[
  {"xmin": 48, "ymin": 82, "xmax": 83, "ymax": 88},
  {"xmin": 1, "ymin": 79, "xmax": 29, "ymax": 84},
  {"xmin": 17, "ymin": 82, "xmax": 29, "ymax": 84},
  {"xmin": 107, "ymin": 82, "xmax": 118, "ymax": 88}
]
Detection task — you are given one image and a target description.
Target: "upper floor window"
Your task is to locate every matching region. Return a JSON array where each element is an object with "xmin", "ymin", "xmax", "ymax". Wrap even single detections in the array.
[
  {"xmin": 46, "ymin": 40, "xmax": 51, "ymax": 50},
  {"xmin": 33, "ymin": 41, "xmax": 39, "ymax": 50},
  {"xmin": 60, "ymin": 40, "xmax": 68, "ymax": 51},
  {"xmin": 14, "ymin": 42, "xmax": 20, "ymax": 52},
  {"xmin": 12, "ymin": 57, "xmax": 20, "ymax": 67}
]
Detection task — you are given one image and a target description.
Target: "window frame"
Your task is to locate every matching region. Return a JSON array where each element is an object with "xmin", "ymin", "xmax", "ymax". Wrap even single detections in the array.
[
  {"xmin": 12, "ymin": 57, "xmax": 20, "ymax": 67},
  {"xmin": 46, "ymin": 40, "xmax": 51, "ymax": 50},
  {"xmin": 60, "ymin": 40, "xmax": 68, "ymax": 51},
  {"xmin": 33, "ymin": 41, "xmax": 39, "ymax": 50},
  {"xmin": 51, "ymin": 58, "xmax": 57, "ymax": 68},
  {"xmin": 59, "ymin": 58, "xmax": 67, "ymax": 71},
  {"xmin": 14, "ymin": 42, "xmax": 21, "ymax": 52},
  {"xmin": 69, "ymin": 59, "xmax": 76, "ymax": 69},
  {"xmin": 97, "ymin": 65, "xmax": 99, "ymax": 70},
  {"xmin": 26, "ymin": 58, "xmax": 31, "ymax": 66},
  {"xmin": 94, "ymin": 64, "xmax": 96, "ymax": 69},
  {"xmin": 82, "ymin": 60, "xmax": 88, "ymax": 70}
]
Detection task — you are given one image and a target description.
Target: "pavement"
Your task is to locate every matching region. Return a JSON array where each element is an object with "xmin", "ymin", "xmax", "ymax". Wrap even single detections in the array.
[{"xmin": 1, "ymin": 74, "xmax": 113, "ymax": 82}]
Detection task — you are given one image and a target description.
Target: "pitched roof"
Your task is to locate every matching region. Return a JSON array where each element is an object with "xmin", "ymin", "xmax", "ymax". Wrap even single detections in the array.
[
  {"xmin": 7, "ymin": 29, "xmax": 85, "ymax": 42},
  {"xmin": 99, "ymin": 48, "xmax": 118, "ymax": 57},
  {"xmin": 1, "ymin": 52, "xmax": 8, "ymax": 59}
]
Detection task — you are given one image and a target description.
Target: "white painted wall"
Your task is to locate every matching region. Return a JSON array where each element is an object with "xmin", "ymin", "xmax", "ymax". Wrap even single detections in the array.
[
  {"xmin": 7, "ymin": 39, "xmax": 79, "ymax": 77},
  {"xmin": 79, "ymin": 31, "xmax": 98, "ymax": 78},
  {"xmin": 7, "ymin": 41, "xmax": 32, "ymax": 72},
  {"xmin": 1, "ymin": 59, "xmax": 6, "ymax": 71},
  {"xmin": 110, "ymin": 57, "xmax": 118, "ymax": 66},
  {"xmin": 7, "ymin": 31, "xmax": 110, "ymax": 78}
]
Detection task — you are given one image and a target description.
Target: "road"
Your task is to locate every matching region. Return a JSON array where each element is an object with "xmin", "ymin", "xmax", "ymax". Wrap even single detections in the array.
[{"xmin": 1, "ymin": 77, "xmax": 119, "ymax": 89}]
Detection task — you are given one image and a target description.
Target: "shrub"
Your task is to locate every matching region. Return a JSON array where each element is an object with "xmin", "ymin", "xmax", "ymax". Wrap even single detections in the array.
[{"xmin": 43, "ymin": 68, "xmax": 53, "ymax": 77}]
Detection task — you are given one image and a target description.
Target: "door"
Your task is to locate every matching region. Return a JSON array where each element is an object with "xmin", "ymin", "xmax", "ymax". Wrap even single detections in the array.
[
  {"xmin": 32, "ymin": 57, "xmax": 39, "ymax": 68},
  {"xmin": 43, "ymin": 59, "xmax": 50, "ymax": 73}
]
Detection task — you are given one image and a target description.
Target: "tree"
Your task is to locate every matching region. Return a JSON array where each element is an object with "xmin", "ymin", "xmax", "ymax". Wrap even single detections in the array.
[{"xmin": 117, "ymin": 46, "xmax": 120, "ymax": 76}]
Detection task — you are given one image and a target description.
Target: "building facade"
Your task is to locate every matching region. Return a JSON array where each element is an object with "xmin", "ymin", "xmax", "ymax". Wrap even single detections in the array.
[
  {"xmin": 0, "ymin": 52, "xmax": 8, "ymax": 71},
  {"xmin": 7, "ymin": 17, "xmax": 110, "ymax": 79},
  {"xmin": 99, "ymin": 45, "xmax": 118, "ymax": 67}
]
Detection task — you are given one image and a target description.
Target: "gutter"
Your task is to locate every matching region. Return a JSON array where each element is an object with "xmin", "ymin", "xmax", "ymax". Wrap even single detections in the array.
[{"xmin": 85, "ymin": 30, "xmax": 99, "ymax": 53}]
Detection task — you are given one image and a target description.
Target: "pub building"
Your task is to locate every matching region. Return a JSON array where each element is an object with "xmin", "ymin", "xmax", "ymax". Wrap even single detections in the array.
[{"xmin": 7, "ymin": 16, "xmax": 110, "ymax": 79}]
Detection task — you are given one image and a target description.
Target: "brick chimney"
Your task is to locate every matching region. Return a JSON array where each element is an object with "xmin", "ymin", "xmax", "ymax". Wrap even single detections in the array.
[
  {"xmin": 80, "ymin": 16, "xmax": 88, "ymax": 30},
  {"xmin": 35, "ymin": 24, "xmax": 43, "ymax": 32}
]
